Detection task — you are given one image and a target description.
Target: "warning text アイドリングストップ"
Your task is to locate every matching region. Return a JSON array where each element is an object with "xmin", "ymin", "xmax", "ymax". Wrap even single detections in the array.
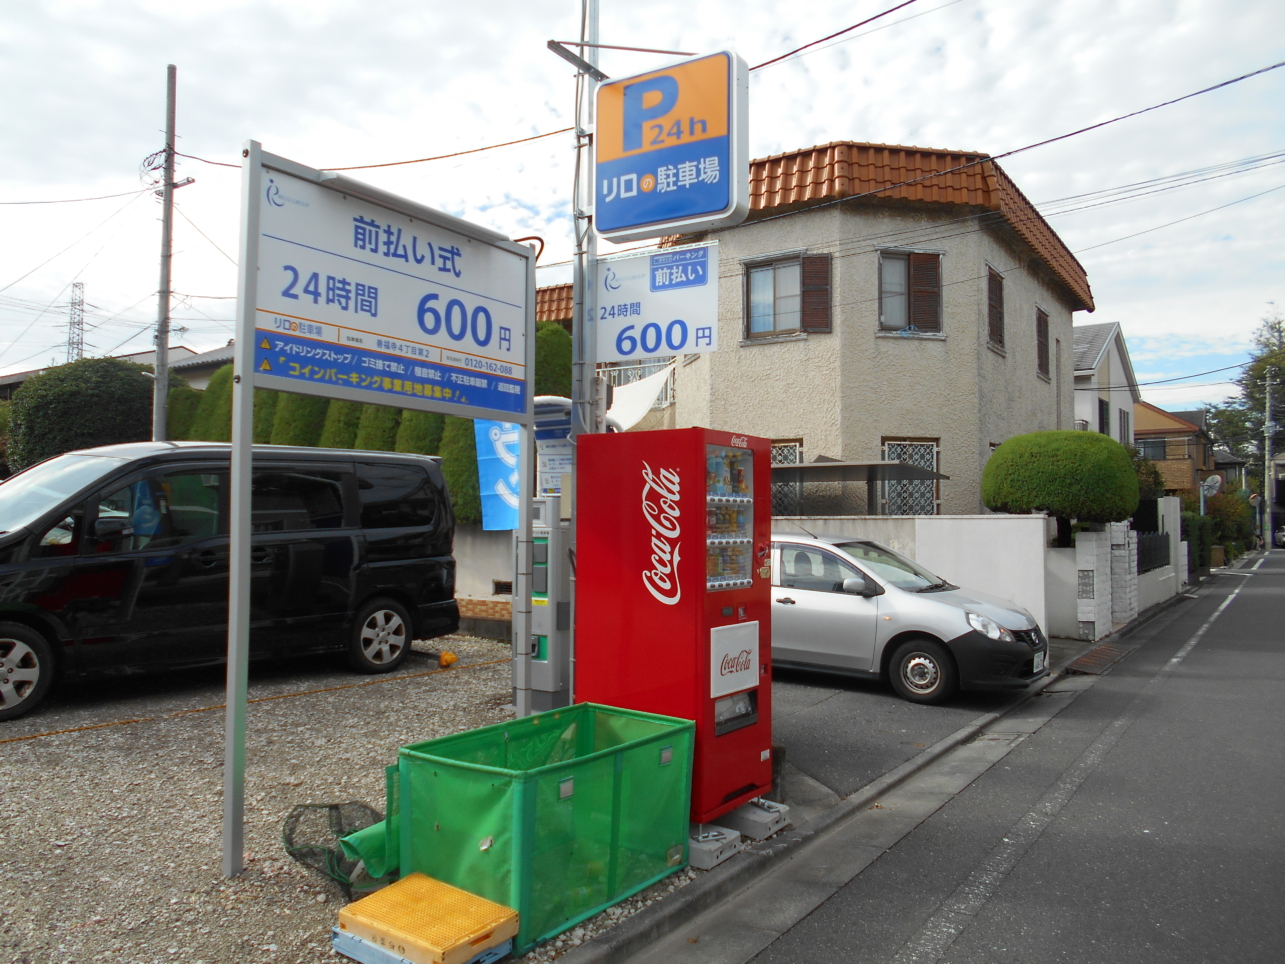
[{"xmin": 255, "ymin": 326, "xmax": 525, "ymax": 414}]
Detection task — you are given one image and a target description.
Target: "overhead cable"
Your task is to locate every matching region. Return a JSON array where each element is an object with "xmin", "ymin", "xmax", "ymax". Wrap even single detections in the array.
[
  {"xmin": 751, "ymin": 0, "xmax": 922, "ymax": 70},
  {"xmin": 0, "ymin": 188, "xmax": 149, "ymax": 206}
]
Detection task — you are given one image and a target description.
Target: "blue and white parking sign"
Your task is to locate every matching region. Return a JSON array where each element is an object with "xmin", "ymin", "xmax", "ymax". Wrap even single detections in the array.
[
  {"xmin": 595, "ymin": 52, "xmax": 748, "ymax": 242},
  {"xmin": 475, "ymin": 419, "xmax": 521, "ymax": 530},
  {"xmin": 596, "ymin": 242, "xmax": 719, "ymax": 362}
]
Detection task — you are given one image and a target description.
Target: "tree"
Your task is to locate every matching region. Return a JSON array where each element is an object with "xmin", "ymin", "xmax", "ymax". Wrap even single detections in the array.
[
  {"xmin": 7, "ymin": 358, "xmax": 154, "ymax": 470},
  {"xmin": 353, "ymin": 404, "xmax": 401, "ymax": 451},
  {"xmin": 0, "ymin": 400, "xmax": 11, "ymax": 477},
  {"xmin": 318, "ymin": 399, "xmax": 364, "ymax": 448},
  {"xmin": 186, "ymin": 364, "xmax": 234, "ymax": 442},
  {"xmin": 534, "ymin": 321, "xmax": 573, "ymax": 397},
  {"xmin": 167, "ymin": 382, "xmax": 204, "ymax": 441},
  {"xmin": 438, "ymin": 415, "xmax": 481, "ymax": 524},
  {"xmin": 269, "ymin": 393, "xmax": 331, "ymax": 447},
  {"xmin": 1205, "ymin": 304, "xmax": 1285, "ymax": 460},
  {"xmin": 1126, "ymin": 445, "xmax": 1165, "ymax": 500},
  {"xmin": 253, "ymin": 389, "xmax": 280, "ymax": 444},
  {"xmin": 982, "ymin": 430, "xmax": 1139, "ymax": 547},
  {"xmin": 395, "ymin": 410, "xmax": 445, "ymax": 455}
]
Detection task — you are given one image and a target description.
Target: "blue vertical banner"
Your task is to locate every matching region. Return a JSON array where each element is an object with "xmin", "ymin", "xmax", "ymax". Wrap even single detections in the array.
[{"xmin": 475, "ymin": 419, "xmax": 521, "ymax": 530}]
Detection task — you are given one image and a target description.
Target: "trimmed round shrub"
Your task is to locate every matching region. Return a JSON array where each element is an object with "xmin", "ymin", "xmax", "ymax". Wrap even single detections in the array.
[
  {"xmin": 8, "ymin": 357, "xmax": 153, "ymax": 469},
  {"xmin": 395, "ymin": 410, "xmax": 446, "ymax": 455},
  {"xmin": 439, "ymin": 416, "xmax": 481, "ymax": 525},
  {"xmin": 353, "ymin": 404, "xmax": 401, "ymax": 451},
  {"xmin": 318, "ymin": 400, "xmax": 364, "ymax": 449},
  {"xmin": 982, "ymin": 430, "xmax": 1139, "ymax": 546},
  {"xmin": 269, "ymin": 393, "xmax": 331, "ymax": 447}
]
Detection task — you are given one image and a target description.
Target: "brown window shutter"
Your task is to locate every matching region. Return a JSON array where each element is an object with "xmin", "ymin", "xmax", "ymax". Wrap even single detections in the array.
[
  {"xmin": 987, "ymin": 269, "xmax": 1004, "ymax": 347},
  {"xmin": 1036, "ymin": 309, "xmax": 1050, "ymax": 375},
  {"xmin": 908, "ymin": 253, "xmax": 941, "ymax": 332},
  {"xmin": 800, "ymin": 255, "xmax": 831, "ymax": 332}
]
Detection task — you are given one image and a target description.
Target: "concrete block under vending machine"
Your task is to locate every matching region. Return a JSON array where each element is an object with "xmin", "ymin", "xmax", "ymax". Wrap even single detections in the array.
[
  {"xmin": 688, "ymin": 823, "xmax": 745, "ymax": 870},
  {"xmin": 717, "ymin": 798, "xmax": 791, "ymax": 841}
]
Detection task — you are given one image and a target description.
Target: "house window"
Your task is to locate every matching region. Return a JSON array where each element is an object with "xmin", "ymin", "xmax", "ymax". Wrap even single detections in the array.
[
  {"xmin": 771, "ymin": 440, "xmax": 803, "ymax": 515},
  {"xmin": 880, "ymin": 252, "xmax": 941, "ymax": 332},
  {"xmin": 1137, "ymin": 438, "xmax": 1165, "ymax": 461},
  {"xmin": 881, "ymin": 439, "xmax": 940, "ymax": 515},
  {"xmin": 1118, "ymin": 409, "xmax": 1131, "ymax": 444},
  {"xmin": 747, "ymin": 261, "xmax": 801, "ymax": 336},
  {"xmin": 1098, "ymin": 398, "xmax": 1110, "ymax": 435},
  {"xmin": 1036, "ymin": 309, "xmax": 1050, "ymax": 376},
  {"xmin": 745, "ymin": 255, "xmax": 832, "ymax": 337},
  {"xmin": 987, "ymin": 268, "xmax": 1005, "ymax": 348}
]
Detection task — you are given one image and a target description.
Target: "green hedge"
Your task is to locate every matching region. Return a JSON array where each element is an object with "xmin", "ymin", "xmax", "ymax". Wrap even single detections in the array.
[
  {"xmin": 1181, "ymin": 511, "xmax": 1215, "ymax": 570},
  {"xmin": 187, "ymin": 364, "xmax": 234, "ymax": 442},
  {"xmin": 395, "ymin": 410, "xmax": 445, "ymax": 455},
  {"xmin": 534, "ymin": 321, "xmax": 573, "ymax": 397},
  {"xmin": 7, "ymin": 357, "xmax": 153, "ymax": 470},
  {"xmin": 439, "ymin": 415, "xmax": 480, "ymax": 524},
  {"xmin": 167, "ymin": 383, "xmax": 203, "ymax": 441},
  {"xmin": 318, "ymin": 399, "xmax": 364, "ymax": 448},
  {"xmin": 354, "ymin": 404, "xmax": 401, "ymax": 451},
  {"xmin": 253, "ymin": 389, "xmax": 280, "ymax": 443},
  {"xmin": 270, "ymin": 393, "xmax": 331, "ymax": 447}
]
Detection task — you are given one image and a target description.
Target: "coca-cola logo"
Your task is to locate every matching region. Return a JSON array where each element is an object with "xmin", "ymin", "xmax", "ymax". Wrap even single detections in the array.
[
  {"xmin": 719, "ymin": 649, "xmax": 753, "ymax": 676},
  {"xmin": 731, "ymin": 436, "xmax": 748, "ymax": 448},
  {"xmin": 641, "ymin": 462, "xmax": 681, "ymax": 605}
]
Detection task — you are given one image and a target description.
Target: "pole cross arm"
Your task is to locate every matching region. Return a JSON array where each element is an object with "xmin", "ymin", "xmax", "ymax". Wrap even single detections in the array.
[{"xmin": 547, "ymin": 40, "xmax": 610, "ymax": 81}]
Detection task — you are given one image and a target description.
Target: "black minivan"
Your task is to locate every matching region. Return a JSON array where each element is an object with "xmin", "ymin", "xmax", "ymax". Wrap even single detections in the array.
[{"xmin": 0, "ymin": 442, "xmax": 458, "ymax": 721}]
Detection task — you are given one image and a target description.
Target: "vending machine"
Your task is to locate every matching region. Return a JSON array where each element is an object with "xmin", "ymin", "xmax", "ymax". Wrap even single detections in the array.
[{"xmin": 575, "ymin": 427, "xmax": 773, "ymax": 823}]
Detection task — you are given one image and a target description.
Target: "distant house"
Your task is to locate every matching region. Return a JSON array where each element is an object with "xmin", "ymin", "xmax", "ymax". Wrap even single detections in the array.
[
  {"xmin": 1072, "ymin": 321, "xmax": 1139, "ymax": 445},
  {"xmin": 0, "ymin": 346, "xmax": 197, "ymax": 401},
  {"xmin": 1132, "ymin": 403, "xmax": 1215, "ymax": 493},
  {"xmin": 1213, "ymin": 447, "xmax": 1248, "ymax": 490},
  {"xmin": 169, "ymin": 342, "xmax": 234, "ymax": 390}
]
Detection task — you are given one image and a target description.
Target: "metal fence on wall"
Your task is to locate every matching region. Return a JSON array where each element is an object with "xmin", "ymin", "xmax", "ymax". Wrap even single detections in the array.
[{"xmin": 1136, "ymin": 530, "xmax": 1171, "ymax": 574}]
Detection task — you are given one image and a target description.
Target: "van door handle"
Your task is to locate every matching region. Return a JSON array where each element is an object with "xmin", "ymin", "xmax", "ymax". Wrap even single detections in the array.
[
  {"xmin": 775, "ymin": 597, "xmax": 796, "ymax": 605},
  {"xmin": 195, "ymin": 548, "xmax": 219, "ymax": 568},
  {"xmin": 250, "ymin": 547, "xmax": 271, "ymax": 563}
]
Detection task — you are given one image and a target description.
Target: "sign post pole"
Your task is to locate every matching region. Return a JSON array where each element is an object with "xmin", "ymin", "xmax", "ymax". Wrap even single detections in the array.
[{"xmin": 223, "ymin": 139, "xmax": 262, "ymax": 878}]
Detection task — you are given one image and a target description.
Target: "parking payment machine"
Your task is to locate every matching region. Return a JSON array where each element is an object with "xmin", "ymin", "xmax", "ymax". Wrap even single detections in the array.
[{"xmin": 521, "ymin": 496, "xmax": 572, "ymax": 711}]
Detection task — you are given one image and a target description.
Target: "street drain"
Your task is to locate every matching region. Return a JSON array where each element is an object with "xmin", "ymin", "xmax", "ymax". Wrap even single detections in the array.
[{"xmin": 1065, "ymin": 641, "xmax": 1128, "ymax": 675}]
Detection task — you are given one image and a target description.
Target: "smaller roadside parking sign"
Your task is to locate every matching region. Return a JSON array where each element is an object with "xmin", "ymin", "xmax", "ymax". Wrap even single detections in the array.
[
  {"xmin": 596, "ymin": 242, "xmax": 718, "ymax": 362},
  {"xmin": 595, "ymin": 52, "xmax": 748, "ymax": 242}
]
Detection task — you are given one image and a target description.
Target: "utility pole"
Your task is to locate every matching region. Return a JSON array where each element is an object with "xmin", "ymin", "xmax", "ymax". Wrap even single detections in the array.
[
  {"xmin": 1265, "ymin": 372, "xmax": 1275, "ymax": 549},
  {"xmin": 570, "ymin": 0, "xmax": 600, "ymax": 437},
  {"xmin": 67, "ymin": 281, "xmax": 84, "ymax": 363},
  {"xmin": 152, "ymin": 64, "xmax": 177, "ymax": 442}
]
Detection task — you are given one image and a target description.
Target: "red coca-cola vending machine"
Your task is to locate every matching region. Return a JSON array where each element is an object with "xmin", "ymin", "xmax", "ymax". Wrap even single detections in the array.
[{"xmin": 575, "ymin": 427, "xmax": 773, "ymax": 823}]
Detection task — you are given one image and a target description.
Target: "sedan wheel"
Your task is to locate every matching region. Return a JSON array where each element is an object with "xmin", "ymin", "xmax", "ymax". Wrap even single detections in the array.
[
  {"xmin": 889, "ymin": 638, "xmax": 959, "ymax": 705},
  {"xmin": 348, "ymin": 599, "xmax": 412, "ymax": 674},
  {"xmin": 0, "ymin": 625, "xmax": 55, "ymax": 721}
]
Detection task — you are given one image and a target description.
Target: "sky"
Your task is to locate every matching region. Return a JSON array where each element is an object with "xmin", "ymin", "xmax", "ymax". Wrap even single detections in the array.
[{"xmin": 1, "ymin": 0, "xmax": 1282, "ymax": 411}]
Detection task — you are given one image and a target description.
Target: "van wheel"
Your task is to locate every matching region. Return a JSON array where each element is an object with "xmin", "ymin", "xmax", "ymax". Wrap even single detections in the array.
[
  {"xmin": 347, "ymin": 599, "xmax": 412, "ymax": 674},
  {"xmin": 0, "ymin": 624, "xmax": 55, "ymax": 721},
  {"xmin": 889, "ymin": 638, "xmax": 958, "ymax": 705}
]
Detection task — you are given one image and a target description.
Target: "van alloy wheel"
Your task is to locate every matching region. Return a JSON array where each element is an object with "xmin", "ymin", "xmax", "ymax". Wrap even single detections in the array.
[
  {"xmin": 0, "ymin": 638, "xmax": 41, "ymax": 709},
  {"xmin": 359, "ymin": 609, "xmax": 407, "ymax": 665}
]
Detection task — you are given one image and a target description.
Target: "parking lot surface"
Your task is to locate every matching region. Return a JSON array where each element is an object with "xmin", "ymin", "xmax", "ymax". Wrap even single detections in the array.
[{"xmin": 0, "ymin": 635, "xmax": 512, "ymax": 964}]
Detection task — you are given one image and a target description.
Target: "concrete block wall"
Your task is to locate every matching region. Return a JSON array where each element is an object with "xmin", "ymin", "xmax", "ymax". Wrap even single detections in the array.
[
  {"xmin": 1109, "ymin": 522, "xmax": 1138, "ymax": 627},
  {"xmin": 1075, "ymin": 529, "xmax": 1114, "ymax": 640}
]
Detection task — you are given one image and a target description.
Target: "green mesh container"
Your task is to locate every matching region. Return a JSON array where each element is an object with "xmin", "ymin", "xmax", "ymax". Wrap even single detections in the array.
[{"xmin": 352, "ymin": 703, "xmax": 693, "ymax": 954}]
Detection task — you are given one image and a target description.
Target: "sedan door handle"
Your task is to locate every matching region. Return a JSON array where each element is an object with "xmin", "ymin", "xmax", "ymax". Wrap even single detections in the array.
[{"xmin": 775, "ymin": 597, "xmax": 796, "ymax": 605}]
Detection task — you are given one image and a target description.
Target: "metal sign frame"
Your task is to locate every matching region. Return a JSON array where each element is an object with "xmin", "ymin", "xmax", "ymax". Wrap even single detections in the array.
[{"xmin": 225, "ymin": 141, "xmax": 536, "ymax": 876}]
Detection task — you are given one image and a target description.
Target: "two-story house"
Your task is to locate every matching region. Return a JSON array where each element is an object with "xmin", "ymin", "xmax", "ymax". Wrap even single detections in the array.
[
  {"xmin": 1132, "ymin": 404, "xmax": 1216, "ymax": 494},
  {"xmin": 1072, "ymin": 322, "xmax": 1139, "ymax": 444},
  {"xmin": 628, "ymin": 141, "xmax": 1093, "ymax": 514}
]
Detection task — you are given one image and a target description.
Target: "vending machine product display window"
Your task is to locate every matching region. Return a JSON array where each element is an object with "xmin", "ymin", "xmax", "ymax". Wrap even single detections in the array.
[{"xmin": 575, "ymin": 427, "xmax": 773, "ymax": 823}]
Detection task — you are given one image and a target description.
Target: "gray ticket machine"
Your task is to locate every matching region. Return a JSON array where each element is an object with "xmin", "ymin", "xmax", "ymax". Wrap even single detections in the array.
[{"xmin": 520, "ymin": 496, "xmax": 572, "ymax": 711}]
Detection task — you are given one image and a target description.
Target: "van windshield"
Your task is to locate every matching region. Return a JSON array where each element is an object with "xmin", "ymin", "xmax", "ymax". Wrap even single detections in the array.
[
  {"xmin": 834, "ymin": 541, "xmax": 946, "ymax": 591},
  {"xmin": 0, "ymin": 454, "xmax": 127, "ymax": 535}
]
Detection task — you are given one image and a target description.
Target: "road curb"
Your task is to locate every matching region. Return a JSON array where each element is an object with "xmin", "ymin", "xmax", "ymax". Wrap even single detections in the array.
[{"xmin": 557, "ymin": 672, "xmax": 1061, "ymax": 964}]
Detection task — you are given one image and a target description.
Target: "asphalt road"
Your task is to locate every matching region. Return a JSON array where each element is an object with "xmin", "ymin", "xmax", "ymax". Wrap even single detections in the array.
[{"xmin": 746, "ymin": 555, "xmax": 1285, "ymax": 964}]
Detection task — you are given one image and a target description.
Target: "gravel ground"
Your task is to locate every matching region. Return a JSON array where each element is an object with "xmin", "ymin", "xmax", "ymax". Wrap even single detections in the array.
[
  {"xmin": 0, "ymin": 635, "xmax": 514, "ymax": 964},
  {"xmin": 0, "ymin": 635, "xmax": 702, "ymax": 964}
]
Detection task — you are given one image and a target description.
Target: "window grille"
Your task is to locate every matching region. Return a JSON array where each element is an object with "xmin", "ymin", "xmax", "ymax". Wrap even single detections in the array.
[
  {"xmin": 881, "ymin": 439, "xmax": 939, "ymax": 515},
  {"xmin": 770, "ymin": 441, "xmax": 802, "ymax": 515}
]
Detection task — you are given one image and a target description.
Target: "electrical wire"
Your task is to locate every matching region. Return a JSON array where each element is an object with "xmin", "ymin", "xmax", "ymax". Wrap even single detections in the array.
[
  {"xmin": 175, "ymin": 151, "xmax": 238, "ymax": 169},
  {"xmin": 0, "ymin": 188, "xmax": 149, "ymax": 206},
  {"xmin": 173, "ymin": 204, "xmax": 238, "ymax": 265},
  {"xmin": 751, "ymin": 0, "xmax": 922, "ymax": 70},
  {"xmin": 1074, "ymin": 182, "xmax": 1285, "ymax": 253}
]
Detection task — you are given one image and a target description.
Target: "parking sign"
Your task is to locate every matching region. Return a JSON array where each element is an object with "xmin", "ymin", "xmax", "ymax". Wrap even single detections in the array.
[{"xmin": 595, "ymin": 51, "xmax": 748, "ymax": 242}]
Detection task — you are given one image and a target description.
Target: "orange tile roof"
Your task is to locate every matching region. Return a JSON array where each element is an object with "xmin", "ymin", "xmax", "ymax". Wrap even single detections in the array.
[
  {"xmin": 536, "ymin": 282, "xmax": 573, "ymax": 323},
  {"xmin": 747, "ymin": 141, "xmax": 1093, "ymax": 312}
]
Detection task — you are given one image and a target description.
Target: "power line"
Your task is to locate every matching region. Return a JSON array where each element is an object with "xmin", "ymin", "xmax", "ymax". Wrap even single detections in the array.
[
  {"xmin": 174, "ymin": 204, "xmax": 237, "ymax": 265},
  {"xmin": 322, "ymin": 128, "xmax": 576, "ymax": 172},
  {"xmin": 1075, "ymin": 182, "xmax": 1285, "ymax": 253},
  {"xmin": 751, "ymin": 0, "xmax": 922, "ymax": 70},
  {"xmin": 0, "ymin": 188, "xmax": 149, "ymax": 206}
]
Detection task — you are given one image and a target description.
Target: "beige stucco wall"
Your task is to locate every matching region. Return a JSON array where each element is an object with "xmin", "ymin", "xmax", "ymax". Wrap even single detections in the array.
[{"xmin": 670, "ymin": 202, "xmax": 1080, "ymax": 513}]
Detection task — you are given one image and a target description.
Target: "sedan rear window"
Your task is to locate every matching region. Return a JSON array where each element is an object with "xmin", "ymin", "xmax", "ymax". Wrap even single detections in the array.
[{"xmin": 0, "ymin": 453, "xmax": 126, "ymax": 535}]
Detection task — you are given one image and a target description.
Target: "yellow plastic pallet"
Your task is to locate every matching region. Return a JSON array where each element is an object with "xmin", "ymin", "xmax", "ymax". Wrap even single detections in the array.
[{"xmin": 336, "ymin": 873, "xmax": 518, "ymax": 964}]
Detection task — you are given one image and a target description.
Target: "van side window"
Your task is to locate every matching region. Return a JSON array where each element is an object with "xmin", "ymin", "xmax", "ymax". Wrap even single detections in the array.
[
  {"xmin": 94, "ymin": 472, "xmax": 223, "ymax": 553},
  {"xmin": 252, "ymin": 468, "xmax": 346, "ymax": 532},
  {"xmin": 778, "ymin": 543, "xmax": 861, "ymax": 593},
  {"xmin": 31, "ymin": 511, "xmax": 83, "ymax": 559},
  {"xmin": 357, "ymin": 463, "xmax": 440, "ymax": 529}
]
